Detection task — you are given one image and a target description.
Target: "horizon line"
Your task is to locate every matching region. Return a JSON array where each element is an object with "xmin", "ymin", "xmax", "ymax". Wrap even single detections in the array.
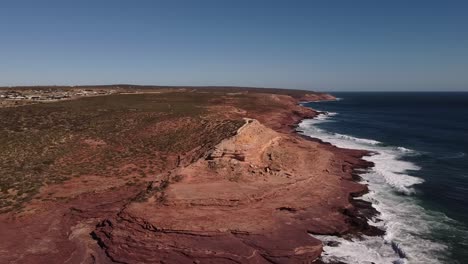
[{"xmin": 0, "ymin": 84, "xmax": 467, "ymax": 93}]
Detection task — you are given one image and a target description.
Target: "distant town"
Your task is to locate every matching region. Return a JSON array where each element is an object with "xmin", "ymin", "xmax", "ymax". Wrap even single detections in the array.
[{"xmin": 0, "ymin": 86, "xmax": 126, "ymax": 108}]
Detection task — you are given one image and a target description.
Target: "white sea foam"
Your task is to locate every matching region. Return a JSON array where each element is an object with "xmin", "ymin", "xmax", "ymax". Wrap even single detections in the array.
[
  {"xmin": 297, "ymin": 113, "xmax": 459, "ymax": 264},
  {"xmin": 396, "ymin": 146, "xmax": 413, "ymax": 153},
  {"xmin": 314, "ymin": 112, "xmax": 338, "ymax": 121},
  {"xmin": 315, "ymin": 234, "xmax": 407, "ymax": 264},
  {"xmin": 333, "ymin": 133, "xmax": 381, "ymax": 146},
  {"xmin": 314, "ymin": 113, "xmax": 331, "ymax": 121}
]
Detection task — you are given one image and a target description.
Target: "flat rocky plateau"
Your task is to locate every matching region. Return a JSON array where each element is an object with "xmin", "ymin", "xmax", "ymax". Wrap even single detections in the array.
[{"xmin": 0, "ymin": 87, "xmax": 379, "ymax": 263}]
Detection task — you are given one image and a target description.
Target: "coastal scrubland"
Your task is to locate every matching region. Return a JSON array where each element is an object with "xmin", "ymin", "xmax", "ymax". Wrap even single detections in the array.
[{"xmin": 0, "ymin": 91, "xmax": 246, "ymax": 212}]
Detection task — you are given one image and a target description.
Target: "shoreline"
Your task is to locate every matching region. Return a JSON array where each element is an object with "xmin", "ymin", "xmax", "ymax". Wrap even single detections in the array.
[
  {"xmin": 291, "ymin": 99, "xmax": 385, "ymax": 238},
  {"xmin": 296, "ymin": 94, "xmax": 468, "ymax": 264}
]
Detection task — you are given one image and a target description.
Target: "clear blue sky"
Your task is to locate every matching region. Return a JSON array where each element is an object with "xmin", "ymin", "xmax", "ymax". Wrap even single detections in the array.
[{"xmin": 1, "ymin": 0, "xmax": 467, "ymax": 91}]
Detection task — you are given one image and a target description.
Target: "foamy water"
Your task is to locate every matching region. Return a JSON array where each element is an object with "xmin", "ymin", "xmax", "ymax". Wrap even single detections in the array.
[{"xmin": 297, "ymin": 113, "xmax": 462, "ymax": 264}]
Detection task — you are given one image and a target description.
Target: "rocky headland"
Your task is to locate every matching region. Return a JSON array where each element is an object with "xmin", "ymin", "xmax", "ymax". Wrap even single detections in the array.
[{"xmin": 0, "ymin": 87, "xmax": 379, "ymax": 263}]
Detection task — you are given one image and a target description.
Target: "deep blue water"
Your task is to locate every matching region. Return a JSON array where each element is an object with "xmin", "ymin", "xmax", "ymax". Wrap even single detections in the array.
[{"xmin": 300, "ymin": 92, "xmax": 468, "ymax": 264}]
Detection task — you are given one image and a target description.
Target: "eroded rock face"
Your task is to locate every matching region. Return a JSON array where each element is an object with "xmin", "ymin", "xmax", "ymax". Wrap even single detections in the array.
[{"xmin": 91, "ymin": 118, "xmax": 371, "ymax": 263}]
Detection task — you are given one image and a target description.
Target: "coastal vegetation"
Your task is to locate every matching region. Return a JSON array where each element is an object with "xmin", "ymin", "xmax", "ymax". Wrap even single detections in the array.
[{"xmin": 0, "ymin": 90, "xmax": 245, "ymax": 212}]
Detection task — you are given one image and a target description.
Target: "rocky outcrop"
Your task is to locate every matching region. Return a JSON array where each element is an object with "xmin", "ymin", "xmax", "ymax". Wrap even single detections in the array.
[
  {"xmin": 300, "ymin": 93, "xmax": 336, "ymax": 102},
  {"xmin": 91, "ymin": 118, "xmax": 375, "ymax": 263}
]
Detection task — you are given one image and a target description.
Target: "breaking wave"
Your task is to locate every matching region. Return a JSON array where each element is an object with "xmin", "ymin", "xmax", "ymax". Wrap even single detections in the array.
[
  {"xmin": 297, "ymin": 112, "xmax": 461, "ymax": 264},
  {"xmin": 333, "ymin": 132, "xmax": 381, "ymax": 146}
]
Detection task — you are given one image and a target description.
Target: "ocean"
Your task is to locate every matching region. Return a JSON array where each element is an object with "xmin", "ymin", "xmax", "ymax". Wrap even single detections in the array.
[{"xmin": 297, "ymin": 92, "xmax": 468, "ymax": 264}]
